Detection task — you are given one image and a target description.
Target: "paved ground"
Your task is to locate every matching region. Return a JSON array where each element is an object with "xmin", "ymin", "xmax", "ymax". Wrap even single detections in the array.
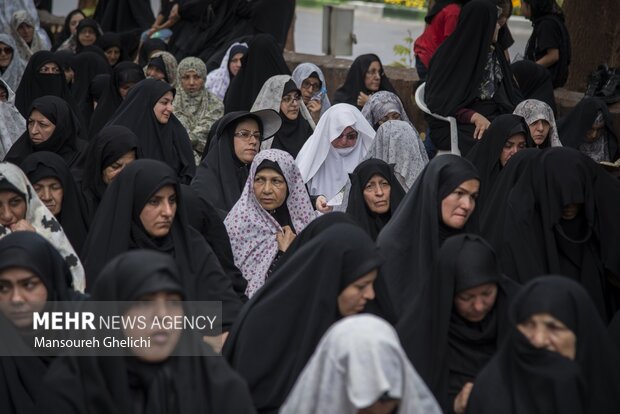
[{"xmin": 52, "ymin": 1, "xmax": 532, "ymax": 67}]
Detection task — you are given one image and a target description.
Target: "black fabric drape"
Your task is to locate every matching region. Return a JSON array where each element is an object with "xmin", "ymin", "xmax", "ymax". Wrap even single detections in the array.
[
  {"xmin": 396, "ymin": 234, "xmax": 518, "ymax": 412},
  {"xmin": 465, "ymin": 114, "xmax": 533, "ymax": 206},
  {"xmin": 94, "ymin": 0, "xmax": 155, "ymax": 32},
  {"xmin": 346, "ymin": 158, "xmax": 405, "ymax": 241},
  {"xmin": 106, "ymin": 78, "xmax": 195, "ymax": 184},
  {"xmin": 71, "ymin": 51, "xmax": 112, "ymax": 131},
  {"xmin": 88, "ymin": 62, "xmax": 145, "ymax": 138},
  {"xmin": 270, "ymin": 115, "xmax": 313, "ymax": 159},
  {"xmin": 511, "ymin": 60, "xmax": 558, "ymax": 115},
  {"xmin": 139, "ymin": 38, "xmax": 168, "ymax": 67},
  {"xmin": 5, "ymin": 96, "xmax": 87, "ymax": 170},
  {"xmin": 333, "ymin": 54, "xmax": 396, "ymax": 110},
  {"xmin": 223, "ymin": 223, "xmax": 383, "ymax": 414},
  {"xmin": 37, "ymin": 250, "xmax": 255, "ymax": 414},
  {"xmin": 21, "ymin": 151, "xmax": 90, "ymax": 255},
  {"xmin": 181, "ymin": 184, "xmax": 248, "ymax": 301},
  {"xmin": 81, "ymin": 159, "xmax": 242, "ymax": 328},
  {"xmin": 467, "ymin": 276, "xmax": 620, "ymax": 413},
  {"xmin": 223, "ymin": 34, "xmax": 291, "ymax": 113},
  {"xmin": 376, "ymin": 155, "xmax": 480, "ymax": 319},
  {"xmin": 98, "ymin": 33, "xmax": 127, "ymax": 67},
  {"xmin": 250, "ymin": 0, "xmax": 295, "ymax": 50}
]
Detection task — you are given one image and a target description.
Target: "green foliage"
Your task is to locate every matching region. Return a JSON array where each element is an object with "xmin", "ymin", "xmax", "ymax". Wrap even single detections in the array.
[{"xmin": 389, "ymin": 31, "xmax": 414, "ymax": 67}]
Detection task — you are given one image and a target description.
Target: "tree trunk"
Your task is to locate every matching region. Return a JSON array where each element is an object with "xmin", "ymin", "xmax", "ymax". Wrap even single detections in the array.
[{"xmin": 563, "ymin": 0, "xmax": 620, "ymax": 91}]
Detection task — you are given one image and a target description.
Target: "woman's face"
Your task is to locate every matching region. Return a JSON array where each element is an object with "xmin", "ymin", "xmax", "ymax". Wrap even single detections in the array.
[
  {"xmin": 561, "ymin": 203, "xmax": 582, "ymax": 220},
  {"xmin": 104, "ymin": 46, "xmax": 121, "ymax": 66},
  {"xmin": 0, "ymin": 267, "xmax": 47, "ymax": 329},
  {"xmin": 529, "ymin": 119, "xmax": 550, "ymax": 146},
  {"xmin": 500, "ymin": 133, "xmax": 526, "ymax": 167},
  {"xmin": 0, "ymin": 86, "xmax": 7, "ymax": 102},
  {"xmin": 364, "ymin": 61, "xmax": 382, "ymax": 92},
  {"xmin": 39, "ymin": 62, "xmax": 61, "ymax": 75},
  {"xmin": 28, "ymin": 109, "xmax": 56, "ymax": 145},
  {"xmin": 0, "ymin": 191, "xmax": 27, "ymax": 227},
  {"xmin": 77, "ymin": 27, "xmax": 97, "ymax": 46},
  {"xmin": 118, "ymin": 82, "xmax": 135, "ymax": 99},
  {"xmin": 331, "ymin": 126, "xmax": 358, "ymax": 149},
  {"xmin": 17, "ymin": 23, "xmax": 34, "ymax": 44},
  {"xmin": 0, "ymin": 42, "xmax": 13, "ymax": 69},
  {"xmin": 146, "ymin": 65, "xmax": 166, "ymax": 81},
  {"xmin": 363, "ymin": 174, "xmax": 391, "ymax": 214},
  {"xmin": 228, "ymin": 52, "xmax": 244, "ymax": 77},
  {"xmin": 338, "ymin": 269, "xmax": 377, "ymax": 316},
  {"xmin": 585, "ymin": 123, "xmax": 604, "ymax": 142},
  {"xmin": 33, "ymin": 177, "xmax": 63, "ymax": 216},
  {"xmin": 253, "ymin": 168, "xmax": 288, "ymax": 211},
  {"xmin": 102, "ymin": 150, "xmax": 137, "ymax": 185},
  {"xmin": 378, "ymin": 111, "xmax": 401, "ymax": 126},
  {"xmin": 440, "ymin": 179, "xmax": 480, "ymax": 229},
  {"xmin": 517, "ymin": 312, "xmax": 577, "ymax": 360},
  {"xmin": 300, "ymin": 76, "xmax": 321, "ymax": 104},
  {"xmin": 358, "ymin": 399, "xmax": 400, "ymax": 414},
  {"xmin": 139, "ymin": 184, "xmax": 177, "ymax": 238},
  {"xmin": 153, "ymin": 91, "xmax": 174, "ymax": 124},
  {"xmin": 453, "ymin": 282, "xmax": 498, "ymax": 322},
  {"xmin": 180, "ymin": 69, "xmax": 205, "ymax": 93},
  {"xmin": 69, "ymin": 13, "xmax": 84, "ymax": 35},
  {"xmin": 233, "ymin": 118, "xmax": 260, "ymax": 164},
  {"xmin": 280, "ymin": 90, "xmax": 301, "ymax": 121},
  {"xmin": 123, "ymin": 290, "xmax": 183, "ymax": 362}
]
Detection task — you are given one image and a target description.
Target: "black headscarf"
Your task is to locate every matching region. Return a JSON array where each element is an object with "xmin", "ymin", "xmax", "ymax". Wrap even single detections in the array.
[
  {"xmin": 465, "ymin": 114, "xmax": 532, "ymax": 206},
  {"xmin": 89, "ymin": 74, "xmax": 110, "ymax": 103},
  {"xmin": 0, "ymin": 231, "xmax": 83, "ymax": 414},
  {"xmin": 557, "ymin": 97, "xmax": 619, "ymax": 161},
  {"xmin": 180, "ymin": 184, "xmax": 248, "ymax": 301},
  {"xmin": 80, "ymin": 125, "xmax": 138, "ymax": 219},
  {"xmin": 106, "ymin": 78, "xmax": 195, "ymax": 184},
  {"xmin": 511, "ymin": 59, "xmax": 558, "ymax": 115},
  {"xmin": 223, "ymin": 223, "xmax": 383, "ymax": 414},
  {"xmin": 52, "ymin": 9, "xmax": 85, "ymax": 51},
  {"xmin": 94, "ymin": 0, "xmax": 155, "ymax": 32},
  {"xmin": 98, "ymin": 32, "xmax": 126, "ymax": 67},
  {"xmin": 333, "ymin": 54, "xmax": 397, "ymax": 109},
  {"xmin": 74, "ymin": 19, "xmax": 101, "ymax": 53},
  {"xmin": 424, "ymin": 0, "xmax": 522, "ymax": 154},
  {"xmin": 467, "ymin": 276, "xmax": 620, "ymax": 413},
  {"xmin": 271, "ymin": 80, "xmax": 313, "ymax": 158},
  {"xmin": 223, "ymin": 34, "xmax": 291, "ymax": 113},
  {"xmin": 346, "ymin": 158, "xmax": 405, "ymax": 240},
  {"xmin": 496, "ymin": 147, "xmax": 620, "ymax": 320},
  {"xmin": 191, "ymin": 111, "xmax": 267, "ymax": 215},
  {"xmin": 250, "ymin": 0, "xmax": 295, "ymax": 50},
  {"xmin": 21, "ymin": 151, "xmax": 90, "ymax": 255},
  {"xmin": 376, "ymin": 155, "xmax": 480, "ymax": 318},
  {"xmin": 5, "ymin": 96, "xmax": 87, "ymax": 169},
  {"xmin": 37, "ymin": 249, "xmax": 255, "ymax": 414},
  {"xmin": 397, "ymin": 234, "xmax": 518, "ymax": 412},
  {"xmin": 138, "ymin": 38, "xmax": 167, "ymax": 67},
  {"xmin": 81, "ymin": 159, "xmax": 242, "ymax": 328},
  {"xmin": 14, "ymin": 51, "xmax": 81, "ymax": 119},
  {"xmin": 71, "ymin": 51, "xmax": 112, "ymax": 130},
  {"xmin": 88, "ymin": 61, "xmax": 145, "ymax": 137}
]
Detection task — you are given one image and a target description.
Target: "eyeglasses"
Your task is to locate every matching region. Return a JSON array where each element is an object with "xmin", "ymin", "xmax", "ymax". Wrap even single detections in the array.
[
  {"xmin": 366, "ymin": 69, "xmax": 384, "ymax": 78},
  {"xmin": 336, "ymin": 131, "xmax": 358, "ymax": 141},
  {"xmin": 281, "ymin": 94, "xmax": 302, "ymax": 104},
  {"xmin": 301, "ymin": 79, "xmax": 321, "ymax": 91},
  {"xmin": 234, "ymin": 130, "xmax": 261, "ymax": 141},
  {"xmin": 0, "ymin": 47, "xmax": 12, "ymax": 55}
]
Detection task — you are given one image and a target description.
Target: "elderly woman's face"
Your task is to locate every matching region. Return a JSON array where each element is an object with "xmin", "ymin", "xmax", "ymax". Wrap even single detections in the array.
[
  {"xmin": 517, "ymin": 312, "xmax": 577, "ymax": 360},
  {"xmin": 180, "ymin": 69, "xmax": 204, "ymax": 93},
  {"xmin": 17, "ymin": 23, "xmax": 34, "ymax": 44},
  {"xmin": 253, "ymin": 168, "xmax": 288, "ymax": 211},
  {"xmin": 529, "ymin": 119, "xmax": 550, "ymax": 146}
]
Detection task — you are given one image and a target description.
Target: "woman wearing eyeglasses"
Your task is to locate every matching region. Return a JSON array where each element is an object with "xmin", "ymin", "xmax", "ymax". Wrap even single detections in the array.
[
  {"xmin": 333, "ymin": 54, "xmax": 397, "ymax": 110},
  {"xmin": 191, "ymin": 108, "xmax": 282, "ymax": 217},
  {"xmin": 251, "ymin": 75, "xmax": 315, "ymax": 158},
  {"xmin": 291, "ymin": 63, "xmax": 332, "ymax": 124}
]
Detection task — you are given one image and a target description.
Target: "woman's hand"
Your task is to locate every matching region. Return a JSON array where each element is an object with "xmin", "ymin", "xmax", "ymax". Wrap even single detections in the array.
[
  {"xmin": 276, "ymin": 226, "xmax": 296, "ymax": 252},
  {"xmin": 315, "ymin": 195, "xmax": 333, "ymax": 213},
  {"xmin": 357, "ymin": 91, "xmax": 370, "ymax": 107},
  {"xmin": 10, "ymin": 220, "xmax": 36, "ymax": 233},
  {"xmin": 471, "ymin": 113, "xmax": 490, "ymax": 140},
  {"xmin": 453, "ymin": 382, "xmax": 474, "ymax": 414}
]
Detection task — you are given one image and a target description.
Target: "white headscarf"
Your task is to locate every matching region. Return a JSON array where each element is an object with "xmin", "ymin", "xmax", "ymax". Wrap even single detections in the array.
[
  {"xmin": 513, "ymin": 99, "xmax": 562, "ymax": 147},
  {"xmin": 225, "ymin": 149, "xmax": 315, "ymax": 298},
  {"xmin": 206, "ymin": 42, "xmax": 248, "ymax": 100},
  {"xmin": 0, "ymin": 79, "xmax": 25, "ymax": 160},
  {"xmin": 295, "ymin": 103, "xmax": 375, "ymax": 201},
  {"xmin": 365, "ymin": 120, "xmax": 428, "ymax": 192},
  {"xmin": 0, "ymin": 34, "xmax": 27, "ymax": 91},
  {"xmin": 0, "ymin": 162, "xmax": 85, "ymax": 292},
  {"xmin": 0, "ymin": 0, "xmax": 50, "ymax": 49},
  {"xmin": 9, "ymin": 10, "xmax": 49, "ymax": 61},
  {"xmin": 280, "ymin": 314, "xmax": 443, "ymax": 414},
  {"xmin": 291, "ymin": 62, "xmax": 331, "ymax": 116}
]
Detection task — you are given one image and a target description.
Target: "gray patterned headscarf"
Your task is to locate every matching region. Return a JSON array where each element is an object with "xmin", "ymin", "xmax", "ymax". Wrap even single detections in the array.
[
  {"xmin": 513, "ymin": 99, "xmax": 562, "ymax": 147},
  {"xmin": 361, "ymin": 91, "xmax": 412, "ymax": 130},
  {"xmin": 291, "ymin": 62, "xmax": 331, "ymax": 116},
  {"xmin": 0, "ymin": 162, "xmax": 85, "ymax": 292},
  {"xmin": 0, "ymin": 34, "xmax": 26, "ymax": 91},
  {"xmin": 579, "ymin": 112, "xmax": 610, "ymax": 163},
  {"xmin": 0, "ymin": 79, "xmax": 25, "ymax": 160},
  {"xmin": 9, "ymin": 10, "xmax": 48, "ymax": 61},
  {"xmin": 364, "ymin": 120, "xmax": 428, "ymax": 192},
  {"xmin": 145, "ymin": 51, "xmax": 178, "ymax": 87}
]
